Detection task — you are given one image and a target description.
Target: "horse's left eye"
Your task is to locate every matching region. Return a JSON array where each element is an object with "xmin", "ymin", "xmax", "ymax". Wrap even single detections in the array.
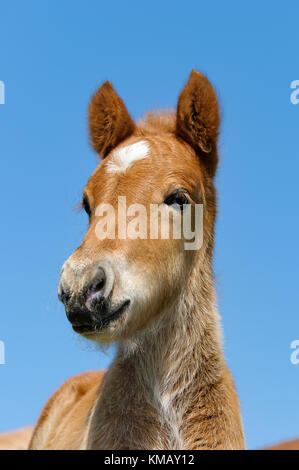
[
  {"xmin": 164, "ymin": 191, "xmax": 189, "ymax": 210},
  {"xmin": 83, "ymin": 197, "xmax": 91, "ymax": 218}
]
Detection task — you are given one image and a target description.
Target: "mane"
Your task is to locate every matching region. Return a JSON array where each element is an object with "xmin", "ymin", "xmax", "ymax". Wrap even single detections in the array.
[{"xmin": 136, "ymin": 110, "xmax": 176, "ymax": 136}]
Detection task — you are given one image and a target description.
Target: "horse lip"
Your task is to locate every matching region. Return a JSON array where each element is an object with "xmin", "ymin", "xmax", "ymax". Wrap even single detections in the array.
[
  {"xmin": 99, "ymin": 300, "xmax": 131, "ymax": 329},
  {"xmin": 71, "ymin": 300, "xmax": 130, "ymax": 334},
  {"xmin": 72, "ymin": 324, "xmax": 96, "ymax": 334}
]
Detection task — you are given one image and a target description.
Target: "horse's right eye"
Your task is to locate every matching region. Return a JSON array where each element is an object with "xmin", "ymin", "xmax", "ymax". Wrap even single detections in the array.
[
  {"xmin": 164, "ymin": 190, "xmax": 190, "ymax": 211},
  {"xmin": 83, "ymin": 197, "xmax": 91, "ymax": 218}
]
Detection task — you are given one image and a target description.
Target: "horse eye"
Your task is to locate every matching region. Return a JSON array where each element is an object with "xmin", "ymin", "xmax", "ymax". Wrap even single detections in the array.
[
  {"xmin": 164, "ymin": 191, "xmax": 189, "ymax": 210},
  {"xmin": 83, "ymin": 197, "xmax": 91, "ymax": 218}
]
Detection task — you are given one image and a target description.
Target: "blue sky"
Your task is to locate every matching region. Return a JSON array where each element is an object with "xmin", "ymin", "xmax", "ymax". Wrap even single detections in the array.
[{"xmin": 0, "ymin": 1, "xmax": 298, "ymax": 449}]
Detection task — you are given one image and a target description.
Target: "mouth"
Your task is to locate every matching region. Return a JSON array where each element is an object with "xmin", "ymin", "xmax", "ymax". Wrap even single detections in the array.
[{"xmin": 71, "ymin": 300, "xmax": 130, "ymax": 335}]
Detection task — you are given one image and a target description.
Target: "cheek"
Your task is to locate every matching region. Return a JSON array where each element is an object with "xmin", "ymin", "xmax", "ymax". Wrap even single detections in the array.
[
  {"xmin": 127, "ymin": 238, "xmax": 190, "ymax": 299},
  {"xmin": 123, "ymin": 244, "xmax": 191, "ymax": 333}
]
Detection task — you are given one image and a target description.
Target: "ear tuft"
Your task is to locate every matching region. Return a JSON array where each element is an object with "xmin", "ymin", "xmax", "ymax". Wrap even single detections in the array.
[
  {"xmin": 88, "ymin": 82, "xmax": 135, "ymax": 158},
  {"xmin": 176, "ymin": 70, "xmax": 220, "ymax": 176}
]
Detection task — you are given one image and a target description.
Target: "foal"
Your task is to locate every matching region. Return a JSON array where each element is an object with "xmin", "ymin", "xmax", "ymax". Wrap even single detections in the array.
[{"xmin": 29, "ymin": 71, "xmax": 245, "ymax": 450}]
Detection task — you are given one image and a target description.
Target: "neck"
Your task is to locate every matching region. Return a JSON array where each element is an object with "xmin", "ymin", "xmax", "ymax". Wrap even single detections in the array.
[
  {"xmin": 121, "ymin": 260, "xmax": 224, "ymax": 398},
  {"xmin": 87, "ymin": 259, "xmax": 245, "ymax": 449}
]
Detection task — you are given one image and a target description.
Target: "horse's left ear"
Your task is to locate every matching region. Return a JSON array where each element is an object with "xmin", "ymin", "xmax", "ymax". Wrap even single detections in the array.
[
  {"xmin": 176, "ymin": 70, "xmax": 220, "ymax": 177},
  {"xmin": 88, "ymin": 81, "xmax": 136, "ymax": 158}
]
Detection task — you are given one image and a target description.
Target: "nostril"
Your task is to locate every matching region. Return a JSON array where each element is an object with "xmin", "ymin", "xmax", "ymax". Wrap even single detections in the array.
[
  {"xmin": 88, "ymin": 267, "xmax": 106, "ymax": 295},
  {"xmin": 85, "ymin": 267, "xmax": 107, "ymax": 310},
  {"xmin": 58, "ymin": 287, "xmax": 70, "ymax": 304},
  {"xmin": 91, "ymin": 279, "xmax": 105, "ymax": 295}
]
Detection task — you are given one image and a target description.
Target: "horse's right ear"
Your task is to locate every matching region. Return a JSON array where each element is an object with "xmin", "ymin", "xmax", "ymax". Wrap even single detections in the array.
[{"xmin": 88, "ymin": 82, "xmax": 135, "ymax": 158}]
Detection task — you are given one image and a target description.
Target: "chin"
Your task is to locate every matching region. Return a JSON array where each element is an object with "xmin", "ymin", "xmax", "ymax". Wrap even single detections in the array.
[{"xmin": 75, "ymin": 317, "xmax": 127, "ymax": 343}]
